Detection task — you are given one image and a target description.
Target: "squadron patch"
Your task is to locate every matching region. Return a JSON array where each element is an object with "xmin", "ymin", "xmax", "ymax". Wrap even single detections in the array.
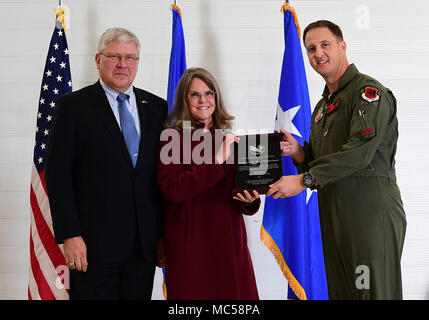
[{"xmin": 361, "ymin": 87, "xmax": 380, "ymax": 103}]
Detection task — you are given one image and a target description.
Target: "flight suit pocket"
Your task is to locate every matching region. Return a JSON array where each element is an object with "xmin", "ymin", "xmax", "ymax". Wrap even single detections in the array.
[
  {"xmin": 356, "ymin": 87, "xmax": 381, "ymax": 141},
  {"xmin": 356, "ymin": 101, "xmax": 378, "ymax": 141}
]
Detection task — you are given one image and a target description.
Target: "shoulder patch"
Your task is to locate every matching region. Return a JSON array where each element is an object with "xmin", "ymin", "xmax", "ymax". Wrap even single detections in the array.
[{"xmin": 361, "ymin": 87, "xmax": 380, "ymax": 103}]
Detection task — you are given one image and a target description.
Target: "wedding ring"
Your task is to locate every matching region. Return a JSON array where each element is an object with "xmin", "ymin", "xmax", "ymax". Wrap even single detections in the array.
[{"xmin": 68, "ymin": 261, "xmax": 76, "ymax": 268}]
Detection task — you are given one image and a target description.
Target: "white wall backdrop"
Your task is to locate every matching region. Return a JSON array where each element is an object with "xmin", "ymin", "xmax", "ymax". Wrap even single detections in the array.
[{"xmin": 0, "ymin": 0, "xmax": 428, "ymax": 300}]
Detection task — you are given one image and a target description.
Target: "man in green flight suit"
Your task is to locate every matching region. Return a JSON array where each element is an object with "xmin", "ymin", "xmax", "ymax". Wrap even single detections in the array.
[{"xmin": 267, "ymin": 20, "xmax": 407, "ymax": 299}]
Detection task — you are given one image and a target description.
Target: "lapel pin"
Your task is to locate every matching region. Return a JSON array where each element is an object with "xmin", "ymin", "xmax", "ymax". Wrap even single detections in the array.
[{"xmin": 141, "ymin": 100, "xmax": 148, "ymax": 104}]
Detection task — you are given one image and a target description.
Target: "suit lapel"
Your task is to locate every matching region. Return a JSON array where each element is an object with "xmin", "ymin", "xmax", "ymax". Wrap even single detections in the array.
[
  {"xmin": 89, "ymin": 81, "xmax": 134, "ymax": 168},
  {"xmin": 134, "ymin": 88, "xmax": 155, "ymax": 170}
]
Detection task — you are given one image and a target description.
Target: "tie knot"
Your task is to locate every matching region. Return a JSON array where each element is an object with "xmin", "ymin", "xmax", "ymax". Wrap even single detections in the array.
[{"xmin": 117, "ymin": 93, "xmax": 129, "ymax": 103}]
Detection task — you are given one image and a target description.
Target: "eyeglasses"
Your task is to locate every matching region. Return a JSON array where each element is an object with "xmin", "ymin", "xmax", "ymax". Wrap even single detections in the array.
[
  {"xmin": 187, "ymin": 90, "xmax": 216, "ymax": 100},
  {"xmin": 100, "ymin": 53, "xmax": 139, "ymax": 64}
]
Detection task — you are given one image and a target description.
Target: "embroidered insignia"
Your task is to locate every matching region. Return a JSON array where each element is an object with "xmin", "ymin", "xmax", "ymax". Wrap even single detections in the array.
[
  {"xmin": 326, "ymin": 100, "xmax": 339, "ymax": 115},
  {"xmin": 361, "ymin": 87, "xmax": 379, "ymax": 102},
  {"xmin": 315, "ymin": 113, "xmax": 323, "ymax": 123},
  {"xmin": 361, "ymin": 128, "xmax": 374, "ymax": 136},
  {"xmin": 315, "ymin": 107, "xmax": 324, "ymax": 123}
]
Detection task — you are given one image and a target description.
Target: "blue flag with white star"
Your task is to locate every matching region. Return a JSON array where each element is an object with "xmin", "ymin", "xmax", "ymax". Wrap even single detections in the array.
[
  {"xmin": 261, "ymin": 5, "xmax": 328, "ymax": 300},
  {"xmin": 167, "ymin": 5, "xmax": 187, "ymax": 114}
]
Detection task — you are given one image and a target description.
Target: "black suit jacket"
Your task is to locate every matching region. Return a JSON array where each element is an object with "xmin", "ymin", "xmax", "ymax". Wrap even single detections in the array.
[{"xmin": 45, "ymin": 81, "xmax": 167, "ymax": 264}]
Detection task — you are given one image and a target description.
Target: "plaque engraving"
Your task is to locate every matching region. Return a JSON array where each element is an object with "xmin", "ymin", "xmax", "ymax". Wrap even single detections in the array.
[{"xmin": 233, "ymin": 133, "xmax": 283, "ymax": 194}]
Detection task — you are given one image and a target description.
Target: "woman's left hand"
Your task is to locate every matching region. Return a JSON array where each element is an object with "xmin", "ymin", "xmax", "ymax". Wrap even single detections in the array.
[{"xmin": 233, "ymin": 189, "xmax": 260, "ymax": 204}]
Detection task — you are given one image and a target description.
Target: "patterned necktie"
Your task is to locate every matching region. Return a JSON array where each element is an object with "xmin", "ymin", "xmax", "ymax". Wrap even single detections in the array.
[{"xmin": 117, "ymin": 93, "xmax": 140, "ymax": 167}]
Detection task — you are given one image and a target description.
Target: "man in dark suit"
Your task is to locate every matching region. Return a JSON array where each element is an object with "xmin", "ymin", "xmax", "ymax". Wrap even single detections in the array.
[{"xmin": 45, "ymin": 27, "xmax": 167, "ymax": 299}]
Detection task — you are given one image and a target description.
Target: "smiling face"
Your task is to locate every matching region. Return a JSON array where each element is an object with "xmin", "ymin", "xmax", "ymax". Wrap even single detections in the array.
[
  {"xmin": 304, "ymin": 27, "xmax": 348, "ymax": 84},
  {"xmin": 186, "ymin": 77, "xmax": 216, "ymax": 129},
  {"xmin": 95, "ymin": 40, "xmax": 139, "ymax": 93}
]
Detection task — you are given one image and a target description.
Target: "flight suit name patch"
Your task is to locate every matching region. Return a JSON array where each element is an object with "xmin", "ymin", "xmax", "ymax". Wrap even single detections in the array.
[
  {"xmin": 361, "ymin": 87, "xmax": 380, "ymax": 103},
  {"xmin": 361, "ymin": 128, "xmax": 374, "ymax": 136}
]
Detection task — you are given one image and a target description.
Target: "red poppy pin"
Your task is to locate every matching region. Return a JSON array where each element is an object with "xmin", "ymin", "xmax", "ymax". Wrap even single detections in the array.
[
  {"xmin": 326, "ymin": 100, "xmax": 339, "ymax": 115},
  {"xmin": 361, "ymin": 87, "xmax": 380, "ymax": 103}
]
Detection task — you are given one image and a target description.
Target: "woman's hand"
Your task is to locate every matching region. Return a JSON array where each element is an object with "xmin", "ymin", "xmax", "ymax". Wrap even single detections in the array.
[
  {"xmin": 233, "ymin": 189, "xmax": 260, "ymax": 204},
  {"xmin": 215, "ymin": 133, "xmax": 239, "ymax": 164}
]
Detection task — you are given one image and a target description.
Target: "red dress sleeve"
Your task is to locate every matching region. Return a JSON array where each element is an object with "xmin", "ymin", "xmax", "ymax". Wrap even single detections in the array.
[{"xmin": 157, "ymin": 137, "xmax": 226, "ymax": 204}]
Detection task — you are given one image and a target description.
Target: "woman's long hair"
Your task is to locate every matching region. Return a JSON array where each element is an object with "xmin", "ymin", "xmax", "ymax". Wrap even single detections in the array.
[{"xmin": 166, "ymin": 67, "xmax": 234, "ymax": 130}]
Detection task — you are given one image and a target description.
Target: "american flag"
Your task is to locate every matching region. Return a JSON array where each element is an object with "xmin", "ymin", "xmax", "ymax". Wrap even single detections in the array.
[{"xmin": 28, "ymin": 21, "xmax": 72, "ymax": 300}]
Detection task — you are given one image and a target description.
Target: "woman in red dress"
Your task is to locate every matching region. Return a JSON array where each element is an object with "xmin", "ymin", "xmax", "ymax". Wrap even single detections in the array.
[{"xmin": 157, "ymin": 67, "xmax": 260, "ymax": 300}]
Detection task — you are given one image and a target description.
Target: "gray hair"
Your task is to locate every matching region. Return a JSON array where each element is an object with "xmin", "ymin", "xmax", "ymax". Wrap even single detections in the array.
[{"xmin": 97, "ymin": 27, "xmax": 141, "ymax": 55}]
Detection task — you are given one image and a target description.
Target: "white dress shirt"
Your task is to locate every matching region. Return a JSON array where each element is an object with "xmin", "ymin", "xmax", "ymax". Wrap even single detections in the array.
[{"xmin": 99, "ymin": 79, "xmax": 141, "ymax": 137}]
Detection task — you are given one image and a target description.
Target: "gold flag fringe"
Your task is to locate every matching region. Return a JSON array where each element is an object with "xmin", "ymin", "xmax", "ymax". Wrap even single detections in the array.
[
  {"xmin": 170, "ymin": 4, "xmax": 183, "ymax": 19},
  {"xmin": 263, "ymin": 2, "xmax": 307, "ymax": 300},
  {"xmin": 54, "ymin": 6, "xmax": 68, "ymax": 31},
  {"xmin": 280, "ymin": 4, "xmax": 301, "ymax": 40},
  {"xmin": 162, "ymin": 278, "xmax": 167, "ymax": 300},
  {"xmin": 260, "ymin": 224, "xmax": 307, "ymax": 300}
]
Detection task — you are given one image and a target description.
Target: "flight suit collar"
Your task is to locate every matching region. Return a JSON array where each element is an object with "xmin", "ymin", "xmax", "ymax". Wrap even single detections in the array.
[{"xmin": 322, "ymin": 63, "xmax": 359, "ymax": 101}]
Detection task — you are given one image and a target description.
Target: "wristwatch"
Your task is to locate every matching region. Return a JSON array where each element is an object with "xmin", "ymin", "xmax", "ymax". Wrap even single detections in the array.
[{"xmin": 302, "ymin": 171, "xmax": 316, "ymax": 190}]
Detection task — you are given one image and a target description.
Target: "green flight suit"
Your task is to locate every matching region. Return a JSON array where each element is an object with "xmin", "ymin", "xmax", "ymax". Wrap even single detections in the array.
[{"xmin": 296, "ymin": 64, "xmax": 407, "ymax": 299}]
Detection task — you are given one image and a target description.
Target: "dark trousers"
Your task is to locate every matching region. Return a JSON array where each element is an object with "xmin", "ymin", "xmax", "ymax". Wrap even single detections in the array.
[{"xmin": 69, "ymin": 240, "xmax": 155, "ymax": 300}]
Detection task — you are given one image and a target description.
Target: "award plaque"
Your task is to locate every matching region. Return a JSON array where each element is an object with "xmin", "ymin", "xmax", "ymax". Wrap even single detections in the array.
[{"xmin": 233, "ymin": 132, "xmax": 283, "ymax": 194}]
